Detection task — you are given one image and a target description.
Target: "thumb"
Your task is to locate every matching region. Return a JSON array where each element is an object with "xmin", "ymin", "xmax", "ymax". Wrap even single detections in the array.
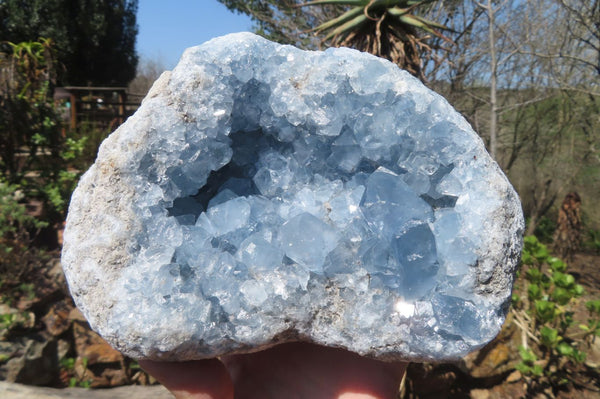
[{"xmin": 140, "ymin": 358, "xmax": 234, "ymax": 399}]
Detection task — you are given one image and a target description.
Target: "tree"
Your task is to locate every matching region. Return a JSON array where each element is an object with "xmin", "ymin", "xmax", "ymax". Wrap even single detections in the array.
[
  {"xmin": 420, "ymin": 0, "xmax": 599, "ymax": 233},
  {"xmin": 128, "ymin": 56, "xmax": 168, "ymax": 96},
  {"xmin": 0, "ymin": 38, "xmax": 60, "ymax": 184},
  {"xmin": 552, "ymin": 0, "xmax": 599, "ymax": 87},
  {"xmin": 218, "ymin": 0, "xmax": 450, "ymax": 82},
  {"xmin": 218, "ymin": 0, "xmax": 327, "ymax": 48},
  {"xmin": 0, "ymin": 0, "xmax": 139, "ymax": 86},
  {"xmin": 302, "ymin": 0, "xmax": 452, "ymax": 82},
  {"xmin": 475, "ymin": 0, "xmax": 501, "ymax": 159},
  {"xmin": 0, "ymin": 38, "xmax": 86, "ymax": 224}
]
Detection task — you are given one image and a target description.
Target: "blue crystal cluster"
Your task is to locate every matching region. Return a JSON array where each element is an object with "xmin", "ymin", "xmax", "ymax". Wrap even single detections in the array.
[{"xmin": 62, "ymin": 33, "xmax": 524, "ymax": 361}]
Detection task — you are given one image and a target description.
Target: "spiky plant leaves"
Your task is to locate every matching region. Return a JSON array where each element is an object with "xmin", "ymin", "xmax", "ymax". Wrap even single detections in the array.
[{"xmin": 297, "ymin": 0, "xmax": 451, "ymax": 82}]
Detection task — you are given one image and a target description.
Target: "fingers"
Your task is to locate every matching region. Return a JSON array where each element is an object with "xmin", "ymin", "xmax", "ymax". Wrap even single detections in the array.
[
  {"xmin": 140, "ymin": 358, "xmax": 234, "ymax": 399},
  {"xmin": 140, "ymin": 343, "xmax": 407, "ymax": 399},
  {"xmin": 222, "ymin": 342, "xmax": 407, "ymax": 399}
]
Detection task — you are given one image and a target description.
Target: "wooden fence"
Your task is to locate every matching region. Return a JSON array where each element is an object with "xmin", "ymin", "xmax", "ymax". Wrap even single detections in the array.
[{"xmin": 54, "ymin": 86, "xmax": 142, "ymax": 132}]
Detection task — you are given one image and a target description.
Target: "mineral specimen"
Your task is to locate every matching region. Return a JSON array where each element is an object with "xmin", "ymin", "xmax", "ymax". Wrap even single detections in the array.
[{"xmin": 62, "ymin": 32, "xmax": 524, "ymax": 362}]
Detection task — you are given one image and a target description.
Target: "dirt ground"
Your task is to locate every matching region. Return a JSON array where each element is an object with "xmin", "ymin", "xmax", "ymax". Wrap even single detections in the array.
[
  {"xmin": 570, "ymin": 252, "xmax": 600, "ymax": 297},
  {"xmin": 556, "ymin": 252, "xmax": 600, "ymax": 398}
]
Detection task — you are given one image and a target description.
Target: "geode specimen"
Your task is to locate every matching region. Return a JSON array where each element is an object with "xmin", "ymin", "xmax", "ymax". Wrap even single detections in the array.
[{"xmin": 62, "ymin": 32, "xmax": 524, "ymax": 362}]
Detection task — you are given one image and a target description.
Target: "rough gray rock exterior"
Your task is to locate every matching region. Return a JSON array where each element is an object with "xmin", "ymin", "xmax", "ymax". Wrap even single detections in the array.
[{"xmin": 62, "ymin": 33, "xmax": 524, "ymax": 362}]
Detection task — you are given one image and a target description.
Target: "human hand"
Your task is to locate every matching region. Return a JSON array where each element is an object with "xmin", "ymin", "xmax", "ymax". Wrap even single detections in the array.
[{"xmin": 140, "ymin": 342, "xmax": 407, "ymax": 399}]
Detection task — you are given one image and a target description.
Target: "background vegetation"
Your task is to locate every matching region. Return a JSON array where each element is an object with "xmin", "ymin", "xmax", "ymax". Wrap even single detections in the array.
[
  {"xmin": 0, "ymin": 0, "xmax": 598, "ymax": 395},
  {"xmin": 0, "ymin": 0, "xmax": 138, "ymax": 86}
]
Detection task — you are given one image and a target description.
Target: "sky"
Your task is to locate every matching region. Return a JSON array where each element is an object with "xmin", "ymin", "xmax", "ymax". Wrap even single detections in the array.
[{"xmin": 136, "ymin": 0, "xmax": 253, "ymax": 69}]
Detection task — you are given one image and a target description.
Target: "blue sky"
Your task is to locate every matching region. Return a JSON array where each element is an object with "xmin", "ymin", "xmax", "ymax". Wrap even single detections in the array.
[{"xmin": 137, "ymin": 0, "xmax": 253, "ymax": 69}]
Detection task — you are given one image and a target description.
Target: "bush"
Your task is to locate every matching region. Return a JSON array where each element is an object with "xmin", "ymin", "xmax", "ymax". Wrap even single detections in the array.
[
  {"xmin": 583, "ymin": 229, "xmax": 600, "ymax": 254},
  {"xmin": 0, "ymin": 39, "xmax": 60, "ymax": 182},
  {"xmin": 0, "ymin": 180, "xmax": 47, "ymax": 284},
  {"xmin": 512, "ymin": 235, "xmax": 600, "ymax": 394},
  {"xmin": 0, "ymin": 38, "xmax": 85, "ymax": 225},
  {"xmin": 533, "ymin": 216, "xmax": 557, "ymax": 244}
]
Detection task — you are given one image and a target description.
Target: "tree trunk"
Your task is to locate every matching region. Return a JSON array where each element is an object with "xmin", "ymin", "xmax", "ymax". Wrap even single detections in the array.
[
  {"xmin": 553, "ymin": 192, "xmax": 582, "ymax": 261},
  {"xmin": 487, "ymin": 0, "xmax": 498, "ymax": 160}
]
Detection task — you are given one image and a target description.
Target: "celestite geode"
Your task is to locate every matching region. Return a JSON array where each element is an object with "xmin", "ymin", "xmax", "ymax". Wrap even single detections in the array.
[{"xmin": 62, "ymin": 33, "xmax": 524, "ymax": 362}]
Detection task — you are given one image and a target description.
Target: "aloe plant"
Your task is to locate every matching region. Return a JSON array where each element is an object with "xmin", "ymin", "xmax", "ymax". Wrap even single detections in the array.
[{"xmin": 297, "ymin": 0, "xmax": 451, "ymax": 81}]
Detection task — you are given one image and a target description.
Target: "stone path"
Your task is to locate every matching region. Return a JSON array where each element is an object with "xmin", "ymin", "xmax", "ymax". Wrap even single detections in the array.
[{"xmin": 0, "ymin": 381, "xmax": 172, "ymax": 399}]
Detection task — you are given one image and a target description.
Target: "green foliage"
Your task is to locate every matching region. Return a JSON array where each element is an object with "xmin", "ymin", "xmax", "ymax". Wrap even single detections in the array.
[
  {"xmin": 0, "ymin": 180, "xmax": 48, "ymax": 282},
  {"xmin": 0, "ymin": 39, "xmax": 85, "ymax": 223},
  {"xmin": 0, "ymin": 39, "xmax": 59, "ymax": 184},
  {"xmin": 301, "ymin": 0, "xmax": 447, "ymax": 41},
  {"xmin": 585, "ymin": 300, "xmax": 600, "ymax": 315},
  {"xmin": 514, "ymin": 235, "xmax": 597, "ymax": 393},
  {"xmin": 583, "ymin": 229, "xmax": 600, "ymax": 254},
  {"xmin": 515, "ymin": 346, "xmax": 544, "ymax": 377},
  {"xmin": 533, "ymin": 216, "xmax": 557, "ymax": 244},
  {"xmin": 220, "ymin": 0, "xmax": 449, "ymax": 81},
  {"xmin": 0, "ymin": 308, "xmax": 34, "ymax": 338},
  {"xmin": 297, "ymin": 0, "xmax": 449, "ymax": 81},
  {"xmin": 129, "ymin": 359, "xmax": 141, "ymax": 370},
  {"xmin": 60, "ymin": 356, "xmax": 92, "ymax": 388},
  {"xmin": 0, "ymin": 181, "xmax": 47, "ymax": 249},
  {"xmin": 579, "ymin": 300, "xmax": 600, "ymax": 338},
  {"xmin": 0, "ymin": 0, "xmax": 139, "ymax": 86},
  {"xmin": 67, "ymin": 121, "xmax": 111, "ymax": 169},
  {"xmin": 17, "ymin": 283, "xmax": 35, "ymax": 300},
  {"xmin": 59, "ymin": 356, "xmax": 76, "ymax": 370},
  {"xmin": 70, "ymin": 378, "xmax": 91, "ymax": 389},
  {"xmin": 0, "ymin": 38, "xmax": 98, "ymax": 317},
  {"xmin": 0, "ymin": 313, "xmax": 17, "ymax": 329},
  {"xmin": 500, "ymin": 88, "xmax": 600, "ymax": 235}
]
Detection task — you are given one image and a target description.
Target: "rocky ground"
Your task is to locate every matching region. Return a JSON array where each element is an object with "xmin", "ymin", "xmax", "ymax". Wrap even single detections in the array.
[
  {"xmin": 0, "ymin": 255, "xmax": 153, "ymax": 388},
  {"xmin": 0, "ymin": 252, "xmax": 598, "ymax": 398}
]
